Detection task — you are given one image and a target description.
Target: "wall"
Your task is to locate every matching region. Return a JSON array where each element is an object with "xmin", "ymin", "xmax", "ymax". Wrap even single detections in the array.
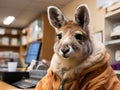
[{"xmin": 61, "ymin": 0, "xmax": 105, "ymax": 33}]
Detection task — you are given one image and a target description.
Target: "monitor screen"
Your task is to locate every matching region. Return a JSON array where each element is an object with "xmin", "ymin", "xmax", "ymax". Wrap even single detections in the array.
[{"xmin": 25, "ymin": 41, "xmax": 42, "ymax": 64}]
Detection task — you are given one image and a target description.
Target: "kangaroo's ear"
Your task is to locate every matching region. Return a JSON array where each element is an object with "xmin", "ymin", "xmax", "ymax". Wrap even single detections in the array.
[
  {"xmin": 47, "ymin": 6, "xmax": 67, "ymax": 29},
  {"xmin": 74, "ymin": 4, "xmax": 90, "ymax": 29}
]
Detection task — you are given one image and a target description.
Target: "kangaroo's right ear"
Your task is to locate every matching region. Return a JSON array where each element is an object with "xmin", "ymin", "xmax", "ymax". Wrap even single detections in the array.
[{"xmin": 47, "ymin": 6, "xmax": 67, "ymax": 29}]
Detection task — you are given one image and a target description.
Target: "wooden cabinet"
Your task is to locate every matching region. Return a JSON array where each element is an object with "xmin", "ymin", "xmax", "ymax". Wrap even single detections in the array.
[
  {"xmin": 0, "ymin": 29, "xmax": 21, "ymax": 52},
  {"xmin": 41, "ymin": 14, "xmax": 55, "ymax": 61},
  {"xmin": 0, "ymin": 13, "xmax": 55, "ymax": 62},
  {"xmin": 0, "ymin": 29, "xmax": 21, "ymax": 63},
  {"xmin": 20, "ymin": 13, "xmax": 55, "ymax": 61}
]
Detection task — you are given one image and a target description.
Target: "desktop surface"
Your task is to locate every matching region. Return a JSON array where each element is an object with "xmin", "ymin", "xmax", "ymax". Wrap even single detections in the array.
[{"xmin": 0, "ymin": 80, "xmax": 18, "ymax": 90}]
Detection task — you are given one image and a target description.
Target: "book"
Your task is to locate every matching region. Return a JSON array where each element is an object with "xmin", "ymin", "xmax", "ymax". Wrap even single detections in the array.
[
  {"xmin": 22, "ymin": 36, "xmax": 27, "ymax": 45},
  {"xmin": 0, "ymin": 28, "xmax": 5, "ymax": 35},
  {"xmin": 11, "ymin": 38, "xmax": 19, "ymax": 46},
  {"xmin": 2, "ymin": 37, "xmax": 9, "ymax": 45},
  {"xmin": 11, "ymin": 29, "xmax": 18, "ymax": 35}
]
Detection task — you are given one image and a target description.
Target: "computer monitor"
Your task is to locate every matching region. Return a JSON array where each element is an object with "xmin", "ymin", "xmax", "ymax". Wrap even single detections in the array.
[{"xmin": 25, "ymin": 41, "xmax": 42, "ymax": 65}]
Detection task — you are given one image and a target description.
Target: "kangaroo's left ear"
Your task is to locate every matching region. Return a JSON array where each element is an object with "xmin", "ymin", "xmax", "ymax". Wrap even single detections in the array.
[{"xmin": 74, "ymin": 4, "xmax": 90, "ymax": 29}]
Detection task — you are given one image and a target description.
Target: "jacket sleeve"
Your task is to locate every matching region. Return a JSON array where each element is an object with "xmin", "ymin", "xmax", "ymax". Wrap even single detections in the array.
[
  {"xmin": 35, "ymin": 69, "xmax": 54, "ymax": 90},
  {"xmin": 86, "ymin": 65, "xmax": 120, "ymax": 90},
  {"xmin": 35, "ymin": 80, "xmax": 43, "ymax": 90}
]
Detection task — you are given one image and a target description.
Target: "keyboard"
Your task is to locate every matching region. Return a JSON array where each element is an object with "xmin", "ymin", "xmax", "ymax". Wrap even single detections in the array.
[
  {"xmin": 13, "ymin": 70, "xmax": 47, "ymax": 89},
  {"xmin": 13, "ymin": 79, "xmax": 39, "ymax": 89}
]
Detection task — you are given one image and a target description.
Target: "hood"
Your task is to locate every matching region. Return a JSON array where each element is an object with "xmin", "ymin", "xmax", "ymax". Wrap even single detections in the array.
[{"xmin": 79, "ymin": 53, "xmax": 110, "ymax": 76}]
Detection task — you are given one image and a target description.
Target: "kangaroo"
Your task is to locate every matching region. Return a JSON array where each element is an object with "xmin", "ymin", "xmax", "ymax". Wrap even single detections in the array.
[{"xmin": 35, "ymin": 4, "xmax": 120, "ymax": 90}]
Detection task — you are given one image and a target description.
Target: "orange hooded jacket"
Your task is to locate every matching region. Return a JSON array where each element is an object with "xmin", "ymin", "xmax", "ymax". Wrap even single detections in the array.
[{"xmin": 35, "ymin": 54, "xmax": 120, "ymax": 90}]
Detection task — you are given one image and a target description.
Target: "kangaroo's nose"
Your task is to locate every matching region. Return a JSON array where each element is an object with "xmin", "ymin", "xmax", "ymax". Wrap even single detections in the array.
[{"xmin": 61, "ymin": 48, "xmax": 70, "ymax": 55}]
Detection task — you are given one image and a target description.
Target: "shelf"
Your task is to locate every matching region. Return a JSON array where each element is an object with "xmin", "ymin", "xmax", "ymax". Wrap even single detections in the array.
[
  {"xmin": 0, "ymin": 45, "xmax": 20, "ymax": 48},
  {"xmin": 105, "ymin": 5, "xmax": 120, "ymax": 64},
  {"xmin": 22, "ymin": 32, "xmax": 27, "ymax": 35},
  {"xmin": 22, "ymin": 44, "xmax": 27, "ymax": 47},
  {"xmin": 114, "ymin": 70, "xmax": 120, "ymax": 74},
  {"xmin": 105, "ymin": 8, "xmax": 120, "ymax": 21},
  {"xmin": 0, "ymin": 34, "xmax": 20, "ymax": 37},
  {"xmin": 0, "ymin": 45, "xmax": 20, "ymax": 52},
  {"xmin": 105, "ymin": 39, "xmax": 120, "ymax": 46}
]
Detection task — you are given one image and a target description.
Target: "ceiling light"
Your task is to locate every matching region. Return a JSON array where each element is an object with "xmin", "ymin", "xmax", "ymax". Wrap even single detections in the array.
[{"xmin": 3, "ymin": 16, "xmax": 15, "ymax": 25}]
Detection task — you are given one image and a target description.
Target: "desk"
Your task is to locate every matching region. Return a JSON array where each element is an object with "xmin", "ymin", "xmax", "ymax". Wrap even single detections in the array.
[
  {"xmin": 0, "ymin": 80, "xmax": 20, "ymax": 90},
  {"xmin": 0, "ymin": 81, "xmax": 34, "ymax": 90}
]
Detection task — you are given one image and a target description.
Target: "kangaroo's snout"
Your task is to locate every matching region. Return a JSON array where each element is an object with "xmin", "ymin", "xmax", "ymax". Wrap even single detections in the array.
[{"xmin": 60, "ymin": 46, "xmax": 70, "ymax": 58}]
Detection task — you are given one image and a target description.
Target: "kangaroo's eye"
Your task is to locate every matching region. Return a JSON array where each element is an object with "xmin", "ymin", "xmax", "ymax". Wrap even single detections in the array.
[
  {"xmin": 75, "ymin": 34, "xmax": 83, "ymax": 40},
  {"xmin": 57, "ymin": 34, "xmax": 62, "ymax": 40}
]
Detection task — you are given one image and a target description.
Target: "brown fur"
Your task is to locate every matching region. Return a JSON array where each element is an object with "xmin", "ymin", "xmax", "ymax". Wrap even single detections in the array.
[
  {"xmin": 54, "ymin": 21, "xmax": 93, "ymax": 60},
  {"xmin": 47, "ymin": 4, "xmax": 106, "ymax": 89}
]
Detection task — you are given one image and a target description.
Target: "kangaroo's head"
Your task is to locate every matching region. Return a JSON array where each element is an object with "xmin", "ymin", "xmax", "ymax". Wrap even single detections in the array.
[{"xmin": 47, "ymin": 4, "xmax": 93, "ymax": 62}]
